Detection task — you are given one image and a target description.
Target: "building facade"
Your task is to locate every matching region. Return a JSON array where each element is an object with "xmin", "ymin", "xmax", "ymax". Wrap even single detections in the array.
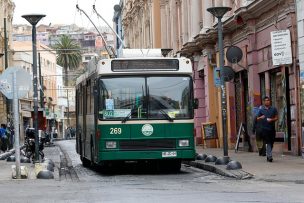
[
  {"xmin": 121, "ymin": 0, "xmax": 302, "ymax": 155},
  {"xmin": 297, "ymin": 0, "xmax": 304, "ymax": 150},
  {"xmin": 12, "ymin": 41, "xmax": 58, "ymax": 134},
  {"xmin": 113, "ymin": 0, "xmax": 124, "ymax": 56},
  {"xmin": 122, "ymin": 0, "xmax": 162, "ymax": 49},
  {"xmin": 11, "ymin": 50, "xmax": 32, "ymax": 140},
  {"xmin": 0, "ymin": 0, "xmax": 15, "ymax": 124}
]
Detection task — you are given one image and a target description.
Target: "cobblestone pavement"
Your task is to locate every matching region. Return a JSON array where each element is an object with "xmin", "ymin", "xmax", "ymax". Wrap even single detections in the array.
[{"xmin": 0, "ymin": 140, "xmax": 303, "ymax": 203}]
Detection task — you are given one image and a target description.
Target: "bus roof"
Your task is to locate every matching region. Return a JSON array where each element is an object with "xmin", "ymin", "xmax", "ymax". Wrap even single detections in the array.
[{"xmin": 76, "ymin": 57, "xmax": 192, "ymax": 86}]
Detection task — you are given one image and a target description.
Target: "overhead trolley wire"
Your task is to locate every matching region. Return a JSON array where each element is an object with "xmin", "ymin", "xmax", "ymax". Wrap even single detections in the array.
[{"xmin": 76, "ymin": 4, "xmax": 115, "ymax": 58}]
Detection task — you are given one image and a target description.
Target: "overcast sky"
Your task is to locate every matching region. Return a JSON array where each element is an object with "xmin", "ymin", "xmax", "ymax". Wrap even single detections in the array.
[{"xmin": 13, "ymin": 0, "xmax": 120, "ymax": 28}]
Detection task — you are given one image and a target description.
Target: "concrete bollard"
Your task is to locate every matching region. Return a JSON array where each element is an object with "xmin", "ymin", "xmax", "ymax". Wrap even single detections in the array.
[
  {"xmin": 35, "ymin": 162, "xmax": 55, "ymax": 178},
  {"xmin": 36, "ymin": 170, "xmax": 54, "ymax": 179},
  {"xmin": 12, "ymin": 165, "xmax": 28, "ymax": 179}
]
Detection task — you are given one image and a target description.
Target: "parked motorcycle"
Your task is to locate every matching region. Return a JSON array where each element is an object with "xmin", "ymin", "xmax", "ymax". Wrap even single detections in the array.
[{"xmin": 23, "ymin": 128, "xmax": 45, "ymax": 162}]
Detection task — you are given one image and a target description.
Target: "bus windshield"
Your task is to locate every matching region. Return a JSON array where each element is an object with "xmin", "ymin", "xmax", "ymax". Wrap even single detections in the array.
[{"xmin": 99, "ymin": 76, "xmax": 193, "ymax": 121}]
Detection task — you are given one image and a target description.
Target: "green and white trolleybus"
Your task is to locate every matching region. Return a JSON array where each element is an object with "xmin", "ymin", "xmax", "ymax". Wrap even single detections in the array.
[{"xmin": 76, "ymin": 49, "xmax": 197, "ymax": 171}]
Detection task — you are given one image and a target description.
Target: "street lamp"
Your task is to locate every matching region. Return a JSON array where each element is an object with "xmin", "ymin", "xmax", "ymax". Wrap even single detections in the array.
[
  {"xmin": 22, "ymin": 14, "xmax": 46, "ymax": 162},
  {"xmin": 207, "ymin": 7, "xmax": 231, "ymax": 157}
]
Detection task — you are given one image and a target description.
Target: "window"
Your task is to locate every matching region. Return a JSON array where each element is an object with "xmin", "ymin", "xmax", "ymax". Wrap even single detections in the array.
[
  {"xmin": 86, "ymin": 81, "xmax": 91, "ymax": 114},
  {"xmin": 147, "ymin": 76, "xmax": 191, "ymax": 119},
  {"xmin": 78, "ymin": 87, "xmax": 83, "ymax": 115},
  {"xmin": 99, "ymin": 76, "xmax": 193, "ymax": 120},
  {"xmin": 91, "ymin": 83, "xmax": 94, "ymax": 113},
  {"xmin": 99, "ymin": 77, "xmax": 146, "ymax": 120},
  {"xmin": 270, "ymin": 71, "xmax": 285, "ymax": 132}
]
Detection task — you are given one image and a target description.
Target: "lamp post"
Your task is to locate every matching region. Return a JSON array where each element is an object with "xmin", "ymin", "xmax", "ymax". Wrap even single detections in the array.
[
  {"xmin": 22, "ymin": 14, "xmax": 46, "ymax": 162},
  {"xmin": 207, "ymin": 7, "xmax": 231, "ymax": 157}
]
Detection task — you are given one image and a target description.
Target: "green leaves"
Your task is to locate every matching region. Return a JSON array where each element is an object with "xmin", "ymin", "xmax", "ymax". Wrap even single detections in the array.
[{"xmin": 53, "ymin": 35, "xmax": 82, "ymax": 86}]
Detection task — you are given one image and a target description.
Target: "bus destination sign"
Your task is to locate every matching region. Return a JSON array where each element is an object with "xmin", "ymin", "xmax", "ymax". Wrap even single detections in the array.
[{"xmin": 111, "ymin": 59, "xmax": 179, "ymax": 71}]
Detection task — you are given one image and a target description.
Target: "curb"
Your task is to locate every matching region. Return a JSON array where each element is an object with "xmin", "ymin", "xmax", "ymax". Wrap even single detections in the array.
[
  {"xmin": 0, "ymin": 146, "xmax": 26, "ymax": 161},
  {"xmin": 0, "ymin": 149, "xmax": 16, "ymax": 160},
  {"xmin": 185, "ymin": 160, "xmax": 253, "ymax": 180},
  {"xmin": 56, "ymin": 142, "xmax": 79, "ymax": 181}
]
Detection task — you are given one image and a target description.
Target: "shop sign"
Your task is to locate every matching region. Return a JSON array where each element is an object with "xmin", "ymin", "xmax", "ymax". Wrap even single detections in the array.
[{"xmin": 270, "ymin": 30, "xmax": 292, "ymax": 66}]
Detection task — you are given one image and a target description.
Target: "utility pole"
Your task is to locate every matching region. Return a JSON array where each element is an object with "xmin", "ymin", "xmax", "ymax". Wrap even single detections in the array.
[
  {"xmin": 22, "ymin": 14, "xmax": 46, "ymax": 162},
  {"xmin": 38, "ymin": 53, "xmax": 44, "ymax": 108},
  {"xmin": 207, "ymin": 7, "xmax": 231, "ymax": 159},
  {"xmin": 12, "ymin": 71, "xmax": 21, "ymax": 179}
]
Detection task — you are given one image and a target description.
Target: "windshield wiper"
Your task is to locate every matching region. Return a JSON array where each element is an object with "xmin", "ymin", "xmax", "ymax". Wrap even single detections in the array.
[
  {"xmin": 159, "ymin": 109, "xmax": 174, "ymax": 122},
  {"xmin": 121, "ymin": 105, "xmax": 137, "ymax": 123}
]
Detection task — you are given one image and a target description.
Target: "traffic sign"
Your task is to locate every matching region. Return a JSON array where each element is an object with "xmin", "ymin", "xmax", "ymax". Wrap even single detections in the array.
[{"xmin": 0, "ymin": 67, "xmax": 32, "ymax": 99}]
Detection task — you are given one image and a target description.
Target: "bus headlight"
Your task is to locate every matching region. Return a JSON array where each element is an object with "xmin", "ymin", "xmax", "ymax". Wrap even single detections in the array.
[
  {"xmin": 179, "ymin": 139, "xmax": 189, "ymax": 147},
  {"xmin": 106, "ymin": 141, "xmax": 117, "ymax": 149}
]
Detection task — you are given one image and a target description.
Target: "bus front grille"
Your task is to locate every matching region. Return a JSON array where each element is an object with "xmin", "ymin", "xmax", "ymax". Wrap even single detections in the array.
[{"xmin": 120, "ymin": 139, "xmax": 176, "ymax": 150}]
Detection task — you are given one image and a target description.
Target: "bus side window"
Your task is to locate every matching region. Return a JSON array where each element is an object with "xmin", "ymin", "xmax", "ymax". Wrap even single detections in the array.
[{"xmin": 93, "ymin": 83, "xmax": 98, "ymax": 116}]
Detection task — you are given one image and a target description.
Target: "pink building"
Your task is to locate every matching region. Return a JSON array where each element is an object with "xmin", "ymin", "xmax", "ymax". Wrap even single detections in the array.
[{"xmin": 180, "ymin": 0, "xmax": 301, "ymax": 155}]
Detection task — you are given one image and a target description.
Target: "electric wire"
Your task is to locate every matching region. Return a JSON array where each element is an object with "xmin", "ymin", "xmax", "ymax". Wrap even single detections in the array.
[
  {"xmin": 76, "ymin": 4, "xmax": 114, "ymax": 58},
  {"xmin": 93, "ymin": 4, "xmax": 125, "ymax": 48}
]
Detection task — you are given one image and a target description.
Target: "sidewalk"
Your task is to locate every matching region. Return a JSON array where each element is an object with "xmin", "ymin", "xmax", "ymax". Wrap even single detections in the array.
[
  {"xmin": 193, "ymin": 146, "xmax": 304, "ymax": 182},
  {"xmin": 0, "ymin": 145, "xmax": 61, "ymax": 180},
  {"xmin": 1, "ymin": 144, "xmax": 303, "ymax": 182}
]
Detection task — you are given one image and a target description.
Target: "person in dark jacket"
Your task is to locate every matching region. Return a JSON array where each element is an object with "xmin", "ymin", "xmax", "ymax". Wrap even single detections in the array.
[
  {"xmin": 0, "ymin": 124, "xmax": 8, "ymax": 152},
  {"xmin": 256, "ymin": 96, "xmax": 278, "ymax": 162}
]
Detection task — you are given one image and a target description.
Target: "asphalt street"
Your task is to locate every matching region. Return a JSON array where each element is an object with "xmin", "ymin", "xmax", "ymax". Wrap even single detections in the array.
[{"xmin": 0, "ymin": 140, "xmax": 303, "ymax": 203}]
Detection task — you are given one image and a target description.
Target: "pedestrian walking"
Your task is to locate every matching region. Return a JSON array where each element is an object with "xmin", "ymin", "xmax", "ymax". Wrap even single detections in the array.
[
  {"xmin": 0, "ymin": 124, "xmax": 8, "ymax": 152},
  {"xmin": 256, "ymin": 96, "xmax": 278, "ymax": 162},
  {"xmin": 252, "ymin": 106, "xmax": 266, "ymax": 156}
]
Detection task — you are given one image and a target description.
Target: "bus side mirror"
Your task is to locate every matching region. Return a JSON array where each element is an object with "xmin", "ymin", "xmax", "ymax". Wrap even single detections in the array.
[
  {"xmin": 98, "ymin": 112, "xmax": 103, "ymax": 120},
  {"xmin": 194, "ymin": 98, "xmax": 199, "ymax": 109}
]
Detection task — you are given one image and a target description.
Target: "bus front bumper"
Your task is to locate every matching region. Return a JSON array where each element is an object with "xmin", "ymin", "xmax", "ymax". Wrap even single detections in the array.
[{"xmin": 99, "ymin": 149, "xmax": 196, "ymax": 161}]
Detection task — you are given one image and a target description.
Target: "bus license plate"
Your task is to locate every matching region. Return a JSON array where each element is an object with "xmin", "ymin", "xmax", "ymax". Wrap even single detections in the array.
[{"xmin": 162, "ymin": 151, "xmax": 177, "ymax": 157}]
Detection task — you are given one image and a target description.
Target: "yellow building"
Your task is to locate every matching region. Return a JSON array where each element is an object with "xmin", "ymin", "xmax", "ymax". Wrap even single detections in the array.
[
  {"xmin": 12, "ymin": 41, "xmax": 58, "ymax": 105},
  {"xmin": 12, "ymin": 41, "xmax": 58, "ymax": 134}
]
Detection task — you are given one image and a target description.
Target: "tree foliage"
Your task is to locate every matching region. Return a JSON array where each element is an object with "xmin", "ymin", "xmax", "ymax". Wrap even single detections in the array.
[{"xmin": 53, "ymin": 35, "xmax": 82, "ymax": 86}]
